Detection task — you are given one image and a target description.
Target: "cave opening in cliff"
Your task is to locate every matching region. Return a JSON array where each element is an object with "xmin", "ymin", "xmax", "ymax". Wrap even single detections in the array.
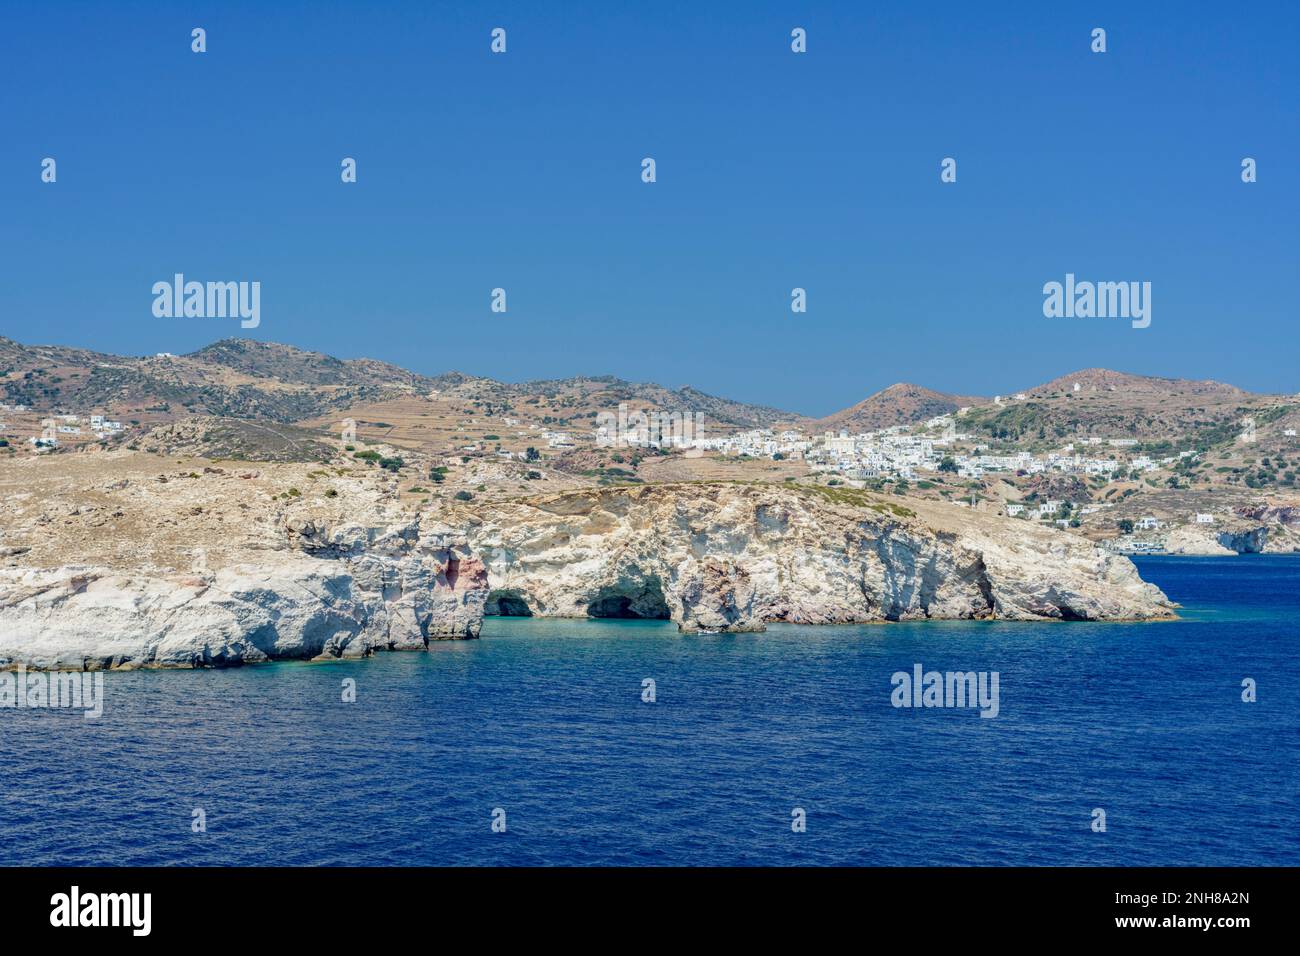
[
  {"xmin": 585, "ymin": 579, "xmax": 670, "ymax": 620},
  {"xmin": 485, "ymin": 589, "xmax": 533, "ymax": 617}
]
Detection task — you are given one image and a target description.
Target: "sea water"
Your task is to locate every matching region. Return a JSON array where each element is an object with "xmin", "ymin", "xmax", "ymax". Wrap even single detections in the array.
[{"xmin": 2, "ymin": 556, "xmax": 1295, "ymax": 865}]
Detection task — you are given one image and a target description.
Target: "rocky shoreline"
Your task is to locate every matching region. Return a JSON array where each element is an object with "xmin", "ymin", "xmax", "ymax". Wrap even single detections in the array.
[
  {"xmin": 1119, "ymin": 506, "xmax": 1300, "ymax": 556},
  {"xmin": 0, "ymin": 459, "xmax": 1177, "ymax": 670}
]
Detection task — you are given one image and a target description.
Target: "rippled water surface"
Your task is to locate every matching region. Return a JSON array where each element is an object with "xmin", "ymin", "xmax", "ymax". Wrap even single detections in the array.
[{"xmin": 2, "ymin": 555, "xmax": 1296, "ymax": 865}]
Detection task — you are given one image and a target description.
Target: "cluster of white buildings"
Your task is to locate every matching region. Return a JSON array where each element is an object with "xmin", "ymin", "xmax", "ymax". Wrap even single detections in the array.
[
  {"xmin": 20, "ymin": 411, "xmax": 125, "ymax": 449},
  {"xmin": 1007, "ymin": 499, "xmax": 1069, "ymax": 518},
  {"xmin": 688, "ymin": 413, "xmax": 1200, "ymax": 488},
  {"xmin": 690, "ymin": 428, "xmax": 811, "ymax": 459},
  {"xmin": 806, "ymin": 429, "xmax": 940, "ymax": 481},
  {"xmin": 953, "ymin": 448, "xmax": 1127, "ymax": 480},
  {"xmin": 672, "ymin": 424, "xmax": 947, "ymax": 479},
  {"xmin": 73, "ymin": 413, "xmax": 125, "ymax": 439},
  {"xmin": 578, "ymin": 408, "xmax": 1227, "ymax": 516}
]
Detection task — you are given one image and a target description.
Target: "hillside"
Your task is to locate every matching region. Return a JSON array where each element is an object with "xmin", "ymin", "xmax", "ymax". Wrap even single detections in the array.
[
  {"xmin": 962, "ymin": 368, "xmax": 1281, "ymax": 449},
  {"xmin": 132, "ymin": 417, "xmax": 338, "ymax": 462},
  {"xmin": 4, "ymin": 337, "xmax": 1289, "ymax": 479},
  {"xmin": 0, "ymin": 336, "xmax": 398, "ymax": 424},
  {"xmin": 188, "ymin": 339, "xmax": 439, "ymax": 391},
  {"xmin": 1022, "ymin": 368, "xmax": 1249, "ymax": 400},
  {"xmin": 816, "ymin": 383, "xmax": 985, "ymax": 433},
  {"xmin": 502, "ymin": 376, "xmax": 806, "ymax": 430},
  {"xmin": 0, "ymin": 336, "xmax": 808, "ymax": 457}
]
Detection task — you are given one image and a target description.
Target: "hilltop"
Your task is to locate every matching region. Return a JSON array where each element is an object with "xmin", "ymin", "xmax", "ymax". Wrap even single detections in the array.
[
  {"xmin": 816, "ymin": 383, "xmax": 985, "ymax": 433},
  {"xmin": 1023, "ymin": 368, "xmax": 1248, "ymax": 400},
  {"xmin": 0, "ymin": 336, "xmax": 393, "ymax": 424},
  {"xmin": 0, "ymin": 336, "xmax": 804, "ymax": 437},
  {"xmin": 187, "ymin": 339, "xmax": 442, "ymax": 390},
  {"xmin": 961, "ymin": 367, "xmax": 1280, "ymax": 447}
]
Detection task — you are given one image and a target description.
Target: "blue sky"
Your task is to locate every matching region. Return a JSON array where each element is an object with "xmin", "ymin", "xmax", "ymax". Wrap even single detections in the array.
[{"xmin": 1, "ymin": 0, "xmax": 1296, "ymax": 416}]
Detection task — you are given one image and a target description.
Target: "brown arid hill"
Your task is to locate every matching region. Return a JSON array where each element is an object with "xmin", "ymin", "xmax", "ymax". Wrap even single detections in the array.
[
  {"xmin": 1021, "ymin": 368, "xmax": 1249, "ymax": 400},
  {"xmin": 0, "ymin": 336, "xmax": 805, "ymax": 447},
  {"xmin": 187, "ymin": 338, "xmax": 441, "ymax": 390},
  {"xmin": 961, "ymin": 368, "xmax": 1291, "ymax": 450},
  {"xmin": 411, "ymin": 371, "xmax": 808, "ymax": 432},
  {"xmin": 0, "ymin": 336, "xmax": 408, "ymax": 425},
  {"xmin": 815, "ymin": 383, "xmax": 986, "ymax": 433}
]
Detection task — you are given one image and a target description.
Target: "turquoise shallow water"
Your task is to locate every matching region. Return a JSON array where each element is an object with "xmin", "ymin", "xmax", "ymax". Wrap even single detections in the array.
[{"xmin": 1, "ymin": 555, "xmax": 1296, "ymax": 865}]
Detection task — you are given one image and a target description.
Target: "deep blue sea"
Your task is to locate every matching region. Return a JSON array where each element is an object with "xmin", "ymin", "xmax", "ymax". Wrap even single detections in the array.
[{"xmin": 2, "ymin": 556, "xmax": 1296, "ymax": 866}]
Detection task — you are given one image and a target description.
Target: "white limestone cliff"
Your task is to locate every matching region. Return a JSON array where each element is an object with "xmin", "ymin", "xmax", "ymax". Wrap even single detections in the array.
[
  {"xmin": 0, "ymin": 473, "xmax": 1175, "ymax": 670},
  {"xmin": 0, "ymin": 524, "xmax": 485, "ymax": 670},
  {"xmin": 458, "ymin": 484, "xmax": 1175, "ymax": 632}
]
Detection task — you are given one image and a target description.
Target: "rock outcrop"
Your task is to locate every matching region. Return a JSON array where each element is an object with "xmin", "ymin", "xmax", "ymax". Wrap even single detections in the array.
[
  {"xmin": 456, "ymin": 484, "xmax": 1174, "ymax": 632},
  {"xmin": 0, "ymin": 521, "xmax": 485, "ymax": 670},
  {"xmin": 1233, "ymin": 505, "xmax": 1300, "ymax": 553},
  {"xmin": 1162, "ymin": 506, "xmax": 1300, "ymax": 555},
  {"xmin": 0, "ymin": 458, "xmax": 1176, "ymax": 669},
  {"xmin": 1162, "ymin": 526, "xmax": 1237, "ymax": 555}
]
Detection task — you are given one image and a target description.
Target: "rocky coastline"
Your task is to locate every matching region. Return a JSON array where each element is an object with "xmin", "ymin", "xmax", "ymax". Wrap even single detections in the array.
[{"xmin": 0, "ymin": 457, "xmax": 1177, "ymax": 670}]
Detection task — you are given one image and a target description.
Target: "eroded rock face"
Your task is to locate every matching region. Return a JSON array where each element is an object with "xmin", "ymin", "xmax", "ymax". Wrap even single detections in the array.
[
  {"xmin": 0, "ymin": 472, "xmax": 1175, "ymax": 668},
  {"xmin": 456, "ymin": 485, "xmax": 1175, "ymax": 633},
  {"xmin": 1162, "ymin": 507, "xmax": 1300, "ymax": 555},
  {"xmin": 0, "ymin": 519, "xmax": 485, "ymax": 670},
  {"xmin": 1233, "ymin": 506, "xmax": 1300, "ymax": 553},
  {"xmin": 676, "ymin": 560, "xmax": 763, "ymax": 633}
]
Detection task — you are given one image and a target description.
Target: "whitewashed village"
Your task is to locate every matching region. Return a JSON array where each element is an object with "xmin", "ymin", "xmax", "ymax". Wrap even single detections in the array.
[
  {"xmin": 2, "ymin": 339, "xmax": 1297, "ymax": 558},
  {"xmin": 593, "ymin": 392, "xmax": 1298, "ymax": 556}
]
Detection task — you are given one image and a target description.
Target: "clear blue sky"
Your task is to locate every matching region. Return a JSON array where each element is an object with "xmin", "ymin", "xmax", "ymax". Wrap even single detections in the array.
[{"xmin": 1, "ymin": 1, "xmax": 1295, "ymax": 416}]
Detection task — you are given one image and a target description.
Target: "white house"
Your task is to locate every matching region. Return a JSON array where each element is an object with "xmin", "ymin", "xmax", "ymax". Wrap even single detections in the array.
[
  {"xmin": 1137, "ymin": 516, "xmax": 1161, "ymax": 531},
  {"xmin": 1006, "ymin": 503, "xmax": 1025, "ymax": 516},
  {"xmin": 1195, "ymin": 513, "xmax": 1215, "ymax": 524}
]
